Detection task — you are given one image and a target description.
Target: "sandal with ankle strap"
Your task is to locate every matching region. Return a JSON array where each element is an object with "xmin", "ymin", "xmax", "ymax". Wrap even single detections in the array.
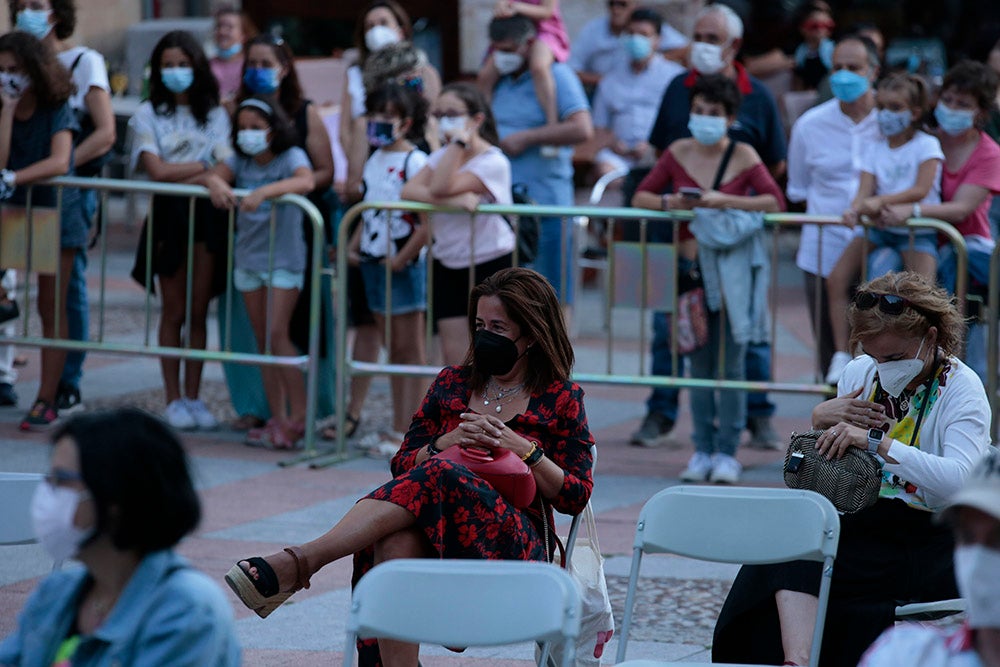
[{"xmin": 224, "ymin": 546, "xmax": 312, "ymax": 618}]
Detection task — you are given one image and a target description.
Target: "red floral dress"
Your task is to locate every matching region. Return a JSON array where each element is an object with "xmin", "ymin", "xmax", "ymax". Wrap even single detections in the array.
[{"xmin": 353, "ymin": 365, "xmax": 595, "ymax": 665}]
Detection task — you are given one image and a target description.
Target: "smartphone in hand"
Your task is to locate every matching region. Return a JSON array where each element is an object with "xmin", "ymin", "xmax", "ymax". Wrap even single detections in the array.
[{"xmin": 679, "ymin": 187, "xmax": 702, "ymax": 199}]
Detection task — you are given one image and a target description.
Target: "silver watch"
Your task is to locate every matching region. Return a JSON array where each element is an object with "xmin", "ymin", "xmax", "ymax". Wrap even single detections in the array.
[{"xmin": 867, "ymin": 428, "xmax": 884, "ymax": 455}]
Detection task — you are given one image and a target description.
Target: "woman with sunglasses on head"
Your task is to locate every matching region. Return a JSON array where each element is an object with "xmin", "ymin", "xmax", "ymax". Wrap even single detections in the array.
[{"xmin": 713, "ymin": 270, "xmax": 992, "ymax": 667}]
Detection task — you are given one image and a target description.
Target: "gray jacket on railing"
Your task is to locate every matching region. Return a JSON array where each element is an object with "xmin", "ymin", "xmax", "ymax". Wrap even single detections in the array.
[{"xmin": 689, "ymin": 208, "xmax": 769, "ymax": 345}]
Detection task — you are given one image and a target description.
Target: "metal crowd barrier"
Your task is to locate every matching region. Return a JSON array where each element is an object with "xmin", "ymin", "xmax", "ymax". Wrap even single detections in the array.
[
  {"xmin": 985, "ymin": 242, "xmax": 1000, "ymax": 441},
  {"xmin": 323, "ymin": 200, "xmax": 967, "ymax": 465},
  {"xmin": 1, "ymin": 176, "xmax": 326, "ymax": 459}
]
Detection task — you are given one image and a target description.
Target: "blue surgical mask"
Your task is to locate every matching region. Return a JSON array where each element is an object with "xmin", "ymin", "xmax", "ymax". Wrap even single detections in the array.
[
  {"xmin": 160, "ymin": 67, "xmax": 194, "ymax": 94},
  {"xmin": 623, "ymin": 34, "xmax": 652, "ymax": 61},
  {"xmin": 15, "ymin": 9, "xmax": 52, "ymax": 40},
  {"xmin": 367, "ymin": 120, "xmax": 397, "ymax": 148},
  {"xmin": 237, "ymin": 128, "xmax": 270, "ymax": 156},
  {"xmin": 829, "ymin": 69, "xmax": 870, "ymax": 103},
  {"xmin": 217, "ymin": 42, "xmax": 242, "ymax": 60},
  {"xmin": 243, "ymin": 67, "xmax": 281, "ymax": 94},
  {"xmin": 687, "ymin": 113, "xmax": 728, "ymax": 146},
  {"xmin": 934, "ymin": 102, "xmax": 975, "ymax": 136},
  {"xmin": 877, "ymin": 108, "xmax": 912, "ymax": 137}
]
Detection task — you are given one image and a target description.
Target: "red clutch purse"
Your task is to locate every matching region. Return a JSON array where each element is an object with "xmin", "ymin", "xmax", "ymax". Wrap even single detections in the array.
[{"xmin": 437, "ymin": 445, "xmax": 538, "ymax": 509}]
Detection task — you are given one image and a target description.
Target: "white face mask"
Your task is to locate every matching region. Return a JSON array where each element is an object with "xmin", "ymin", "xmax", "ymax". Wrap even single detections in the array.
[
  {"xmin": 875, "ymin": 335, "xmax": 927, "ymax": 398},
  {"xmin": 438, "ymin": 115, "xmax": 468, "ymax": 142},
  {"xmin": 0, "ymin": 71, "xmax": 30, "ymax": 99},
  {"xmin": 689, "ymin": 40, "xmax": 727, "ymax": 74},
  {"xmin": 954, "ymin": 544, "xmax": 1000, "ymax": 628},
  {"xmin": 493, "ymin": 50, "xmax": 525, "ymax": 76},
  {"xmin": 237, "ymin": 128, "xmax": 270, "ymax": 156},
  {"xmin": 30, "ymin": 481, "xmax": 93, "ymax": 563},
  {"xmin": 365, "ymin": 25, "xmax": 401, "ymax": 52}
]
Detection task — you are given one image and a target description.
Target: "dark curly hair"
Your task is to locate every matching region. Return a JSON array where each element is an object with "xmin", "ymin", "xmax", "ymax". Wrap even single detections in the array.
[
  {"xmin": 0, "ymin": 31, "xmax": 71, "ymax": 109},
  {"xmin": 232, "ymin": 95, "xmax": 298, "ymax": 158},
  {"xmin": 234, "ymin": 34, "xmax": 305, "ymax": 117},
  {"xmin": 689, "ymin": 73, "xmax": 743, "ymax": 117},
  {"xmin": 365, "ymin": 82, "xmax": 427, "ymax": 142},
  {"xmin": 7, "ymin": 0, "xmax": 76, "ymax": 40},
  {"xmin": 148, "ymin": 30, "xmax": 220, "ymax": 126},
  {"xmin": 940, "ymin": 60, "xmax": 999, "ymax": 116}
]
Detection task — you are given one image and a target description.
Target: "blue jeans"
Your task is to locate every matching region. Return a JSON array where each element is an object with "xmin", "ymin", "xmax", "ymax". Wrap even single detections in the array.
[
  {"xmin": 60, "ymin": 190, "xmax": 96, "ymax": 389},
  {"xmin": 688, "ymin": 309, "xmax": 747, "ymax": 456},
  {"xmin": 645, "ymin": 259, "xmax": 774, "ymax": 421},
  {"xmin": 939, "ymin": 243, "xmax": 992, "ymax": 383},
  {"xmin": 531, "ymin": 216, "xmax": 574, "ymax": 304}
]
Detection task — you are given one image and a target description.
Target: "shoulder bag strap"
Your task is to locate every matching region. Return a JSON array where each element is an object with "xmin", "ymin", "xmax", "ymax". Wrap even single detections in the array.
[{"xmin": 710, "ymin": 139, "xmax": 738, "ymax": 191}]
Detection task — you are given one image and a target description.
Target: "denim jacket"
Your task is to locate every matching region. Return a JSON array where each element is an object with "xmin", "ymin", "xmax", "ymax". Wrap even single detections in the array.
[{"xmin": 0, "ymin": 550, "xmax": 241, "ymax": 667}]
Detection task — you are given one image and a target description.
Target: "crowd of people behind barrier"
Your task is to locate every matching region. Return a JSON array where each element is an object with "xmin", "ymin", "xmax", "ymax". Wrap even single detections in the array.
[
  {"xmin": 0, "ymin": 0, "xmax": 997, "ymax": 460},
  {"xmin": 0, "ymin": 1, "xmax": 1000, "ymax": 666}
]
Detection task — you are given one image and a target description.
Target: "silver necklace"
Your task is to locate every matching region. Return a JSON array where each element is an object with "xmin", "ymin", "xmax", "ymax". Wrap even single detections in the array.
[{"xmin": 482, "ymin": 379, "xmax": 524, "ymax": 414}]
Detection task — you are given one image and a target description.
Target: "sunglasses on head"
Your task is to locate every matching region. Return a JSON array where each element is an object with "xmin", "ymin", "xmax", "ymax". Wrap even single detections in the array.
[
  {"xmin": 608, "ymin": 0, "xmax": 629, "ymax": 8},
  {"xmin": 853, "ymin": 292, "xmax": 931, "ymax": 318}
]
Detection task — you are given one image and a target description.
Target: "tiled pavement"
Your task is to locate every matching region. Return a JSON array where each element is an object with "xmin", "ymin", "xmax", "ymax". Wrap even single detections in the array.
[{"xmin": 0, "ymin": 221, "xmax": 830, "ymax": 665}]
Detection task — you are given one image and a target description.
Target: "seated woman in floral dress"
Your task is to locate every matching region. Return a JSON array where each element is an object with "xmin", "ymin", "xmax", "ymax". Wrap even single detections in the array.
[{"xmin": 224, "ymin": 267, "xmax": 595, "ymax": 665}]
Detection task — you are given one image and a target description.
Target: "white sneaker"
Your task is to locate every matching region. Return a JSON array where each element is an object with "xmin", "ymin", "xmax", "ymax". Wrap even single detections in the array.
[
  {"xmin": 680, "ymin": 452, "xmax": 714, "ymax": 482},
  {"xmin": 165, "ymin": 399, "xmax": 196, "ymax": 431},
  {"xmin": 184, "ymin": 398, "xmax": 218, "ymax": 430},
  {"xmin": 709, "ymin": 453, "xmax": 742, "ymax": 484},
  {"xmin": 825, "ymin": 351, "xmax": 852, "ymax": 386}
]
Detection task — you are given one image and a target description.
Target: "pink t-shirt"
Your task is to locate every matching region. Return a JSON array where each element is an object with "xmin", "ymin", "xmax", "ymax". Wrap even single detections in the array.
[
  {"xmin": 942, "ymin": 131, "xmax": 1000, "ymax": 242},
  {"xmin": 525, "ymin": 0, "xmax": 570, "ymax": 62},
  {"xmin": 210, "ymin": 56, "xmax": 244, "ymax": 100},
  {"xmin": 425, "ymin": 145, "xmax": 516, "ymax": 269}
]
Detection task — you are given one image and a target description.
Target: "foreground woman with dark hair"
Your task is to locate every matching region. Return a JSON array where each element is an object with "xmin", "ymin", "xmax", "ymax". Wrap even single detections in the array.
[
  {"xmin": 225, "ymin": 267, "xmax": 594, "ymax": 666},
  {"xmin": 0, "ymin": 408, "xmax": 241, "ymax": 665}
]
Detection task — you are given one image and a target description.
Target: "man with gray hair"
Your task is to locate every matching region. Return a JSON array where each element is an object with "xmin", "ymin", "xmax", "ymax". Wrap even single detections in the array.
[
  {"xmin": 630, "ymin": 2, "xmax": 787, "ymax": 452},
  {"xmin": 488, "ymin": 15, "xmax": 593, "ymax": 304}
]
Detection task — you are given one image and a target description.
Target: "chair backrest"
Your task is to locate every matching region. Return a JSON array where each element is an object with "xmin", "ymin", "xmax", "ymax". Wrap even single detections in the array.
[
  {"xmin": 635, "ymin": 486, "xmax": 839, "ymax": 563},
  {"xmin": 0, "ymin": 472, "xmax": 43, "ymax": 545},
  {"xmin": 343, "ymin": 559, "xmax": 582, "ymax": 667},
  {"xmin": 615, "ymin": 486, "xmax": 840, "ymax": 666}
]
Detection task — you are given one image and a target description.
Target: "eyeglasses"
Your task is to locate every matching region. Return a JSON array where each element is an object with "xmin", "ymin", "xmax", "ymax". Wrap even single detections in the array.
[
  {"xmin": 853, "ymin": 292, "xmax": 933, "ymax": 319},
  {"xmin": 44, "ymin": 469, "xmax": 84, "ymax": 487},
  {"xmin": 802, "ymin": 19, "xmax": 835, "ymax": 31}
]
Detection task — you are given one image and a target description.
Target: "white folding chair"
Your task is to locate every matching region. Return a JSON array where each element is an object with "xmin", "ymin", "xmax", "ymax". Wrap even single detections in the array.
[
  {"xmin": 895, "ymin": 598, "xmax": 966, "ymax": 620},
  {"xmin": 0, "ymin": 472, "xmax": 43, "ymax": 545},
  {"xmin": 615, "ymin": 486, "xmax": 840, "ymax": 667},
  {"xmin": 342, "ymin": 558, "xmax": 582, "ymax": 667}
]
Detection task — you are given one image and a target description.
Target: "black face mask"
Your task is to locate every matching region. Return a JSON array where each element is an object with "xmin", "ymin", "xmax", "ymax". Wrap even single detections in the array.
[{"xmin": 473, "ymin": 329, "xmax": 523, "ymax": 376}]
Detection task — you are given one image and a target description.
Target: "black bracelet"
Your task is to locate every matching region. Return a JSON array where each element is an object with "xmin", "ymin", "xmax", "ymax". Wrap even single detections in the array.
[
  {"xmin": 523, "ymin": 442, "xmax": 545, "ymax": 467},
  {"xmin": 426, "ymin": 439, "xmax": 442, "ymax": 456}
]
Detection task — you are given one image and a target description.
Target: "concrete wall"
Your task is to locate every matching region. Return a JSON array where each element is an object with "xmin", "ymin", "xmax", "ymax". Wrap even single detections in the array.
[{"xmin": 458, "ymin": 0, "xmax": 704, "ymax": 73}]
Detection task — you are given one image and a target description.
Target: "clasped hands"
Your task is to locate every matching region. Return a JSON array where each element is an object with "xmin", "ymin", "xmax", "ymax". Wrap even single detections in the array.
[{"xmin": 436, "ymin": 412, "xmax": 534, "ymax": 459}]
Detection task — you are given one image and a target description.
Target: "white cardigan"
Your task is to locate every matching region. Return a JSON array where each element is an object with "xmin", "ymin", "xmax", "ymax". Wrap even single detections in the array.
[{"xmin": 838, "ymin": 354, "xmax": 991, "ymax": 510}]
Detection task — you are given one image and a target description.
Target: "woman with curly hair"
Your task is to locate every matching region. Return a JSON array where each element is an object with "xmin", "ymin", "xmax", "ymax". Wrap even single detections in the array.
[
  {"xmin": 714, "ymin": 271, "xmax": 992, "ymax": 667},
  {"xmin": 0, "ymin": 31, "xmax": 86, "ymax": 431},
  {"xmin": 128, "ymin": 30, "xmax": 232, "ymax": 431}
]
